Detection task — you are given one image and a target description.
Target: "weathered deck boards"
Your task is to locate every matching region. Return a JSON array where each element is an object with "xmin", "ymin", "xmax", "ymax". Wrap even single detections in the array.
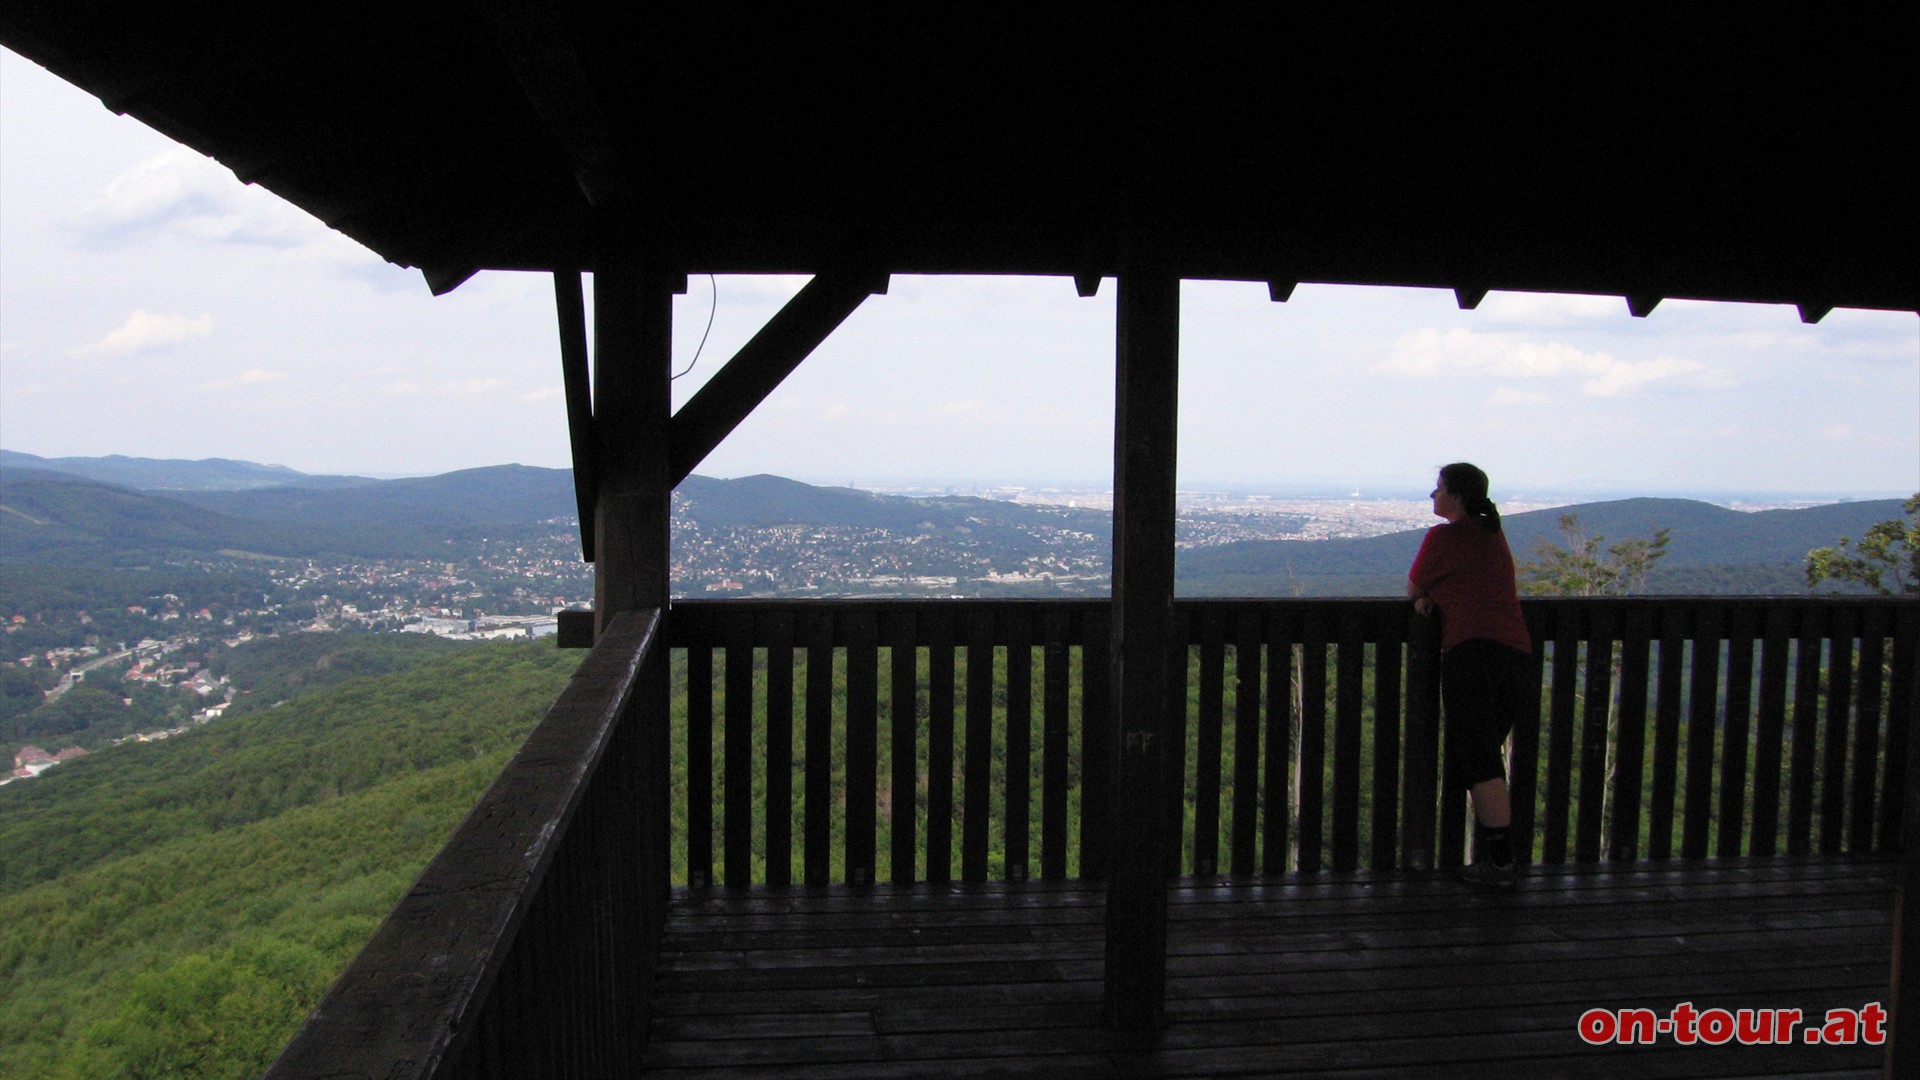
[{"xmin": 642, "ymin": 857, "xmax": 1895, "ymax": 1078}]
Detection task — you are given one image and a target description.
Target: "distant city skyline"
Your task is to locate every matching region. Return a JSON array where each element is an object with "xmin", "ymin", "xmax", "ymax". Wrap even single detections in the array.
[{"xmin": 4, "ymin": 47, "xmax": 1917, "ymax": 500}]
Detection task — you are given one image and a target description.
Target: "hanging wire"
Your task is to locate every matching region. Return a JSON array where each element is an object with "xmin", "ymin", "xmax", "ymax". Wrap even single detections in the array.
[{"xmin": 672, "ymin": 273, "xmax": 719, "ymax": 381}]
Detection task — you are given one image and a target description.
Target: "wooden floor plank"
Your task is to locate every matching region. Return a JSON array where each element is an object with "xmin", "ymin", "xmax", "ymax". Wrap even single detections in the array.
[{"xmin": 640, "ymin": 856, "xmax": 1895, "ymax": 1078}]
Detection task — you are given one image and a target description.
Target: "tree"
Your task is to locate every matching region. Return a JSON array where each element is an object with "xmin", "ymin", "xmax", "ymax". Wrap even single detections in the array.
[
  {"xmin": 1518, "ymin": 514, "xmax": 1672, "ymax": 596},
  {"xmin": 1804, "ymin": 494, "xmax": 1919, "ymax": 595}
]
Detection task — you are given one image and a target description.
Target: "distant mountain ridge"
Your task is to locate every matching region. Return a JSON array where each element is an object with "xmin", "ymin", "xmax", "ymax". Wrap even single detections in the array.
[
  {"xmin": 0, "ymin": 450, "xmax": 373, "ymax": 491},
  {"xmin": 171, "ymin": 464, "xmax": 578, "ymax": 530},
  {"xmin": 2, "ymin": 452, "xmax": 1904, "ymax": 594},
  {"xmin": 1180, "ymin": 496, "xmax": 1910, "ymax": 595}
]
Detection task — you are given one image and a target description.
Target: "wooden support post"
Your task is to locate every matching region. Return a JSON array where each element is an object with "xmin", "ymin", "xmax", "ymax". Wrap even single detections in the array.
[
  {"xmin": 1103, "ymin": 268, "xmax": 1179, "ymax": 1036},
  {"xmin": 1887, "ymin": 603, "xmax": 1919, "ymax": 1079},
  {"xmin": 591, "ymin": 248, "xmax": 674, "ymax": 632}
]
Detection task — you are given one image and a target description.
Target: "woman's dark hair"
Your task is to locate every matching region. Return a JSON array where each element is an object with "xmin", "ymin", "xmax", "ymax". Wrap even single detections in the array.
[{"xmin": 1438, "ymin": 462, "xmax": 1502, "ymax": 532}]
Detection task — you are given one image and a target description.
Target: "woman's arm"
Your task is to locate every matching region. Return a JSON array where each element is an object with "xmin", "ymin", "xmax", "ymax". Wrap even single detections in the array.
[{"xmin": 1407, "ymin": 579, "xmax": 1435, "ymax": 616}]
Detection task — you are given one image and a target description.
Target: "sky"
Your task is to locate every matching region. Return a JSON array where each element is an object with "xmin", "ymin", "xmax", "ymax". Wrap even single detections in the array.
[{"xmin": 3, "ymin": 48, "xmax": 1916, "ymax": 502}]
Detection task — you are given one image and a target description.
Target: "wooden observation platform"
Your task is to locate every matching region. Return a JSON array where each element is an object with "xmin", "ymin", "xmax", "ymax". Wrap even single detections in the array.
[{"xmin": 0, "ymin": 5, "xmax": 1913, "ymax": 1076}]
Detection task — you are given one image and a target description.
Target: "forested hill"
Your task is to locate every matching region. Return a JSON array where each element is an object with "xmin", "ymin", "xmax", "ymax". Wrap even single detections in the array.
[
  {"xmin": 0, "ymin": 468, "xmax": 457, "ymax": 562},
  {"xmin": 0, "ymin": 457, "xmax": 1110, "ymax": 566},
  {"xmin": 171, "ymin": 463, "xmax": 578, "ymax": 530},
  {"xmin": 0, "ymin": 639, "xmax": 582, "ymax": 1077},
  {"xmin": 1179, "ymin": 496, "xmax": 1910, "ymax": 596}
]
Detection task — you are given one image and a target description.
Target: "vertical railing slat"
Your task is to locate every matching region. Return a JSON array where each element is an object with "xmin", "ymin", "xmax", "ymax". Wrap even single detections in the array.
[
  {"xmin": 845, "ymin": 608, "xmax": 879, "ymax": 886},
  {"xmin": 1849, "ymin": 605, "xmax": 1887, "ymax": 854},
  {"xmin": 1608, "ymin": 605, "xmax": 1652, "ymax": 862},
  {"xmin": 764, "ymin": 611, "xmax": 795, "ymax": 887},
  {"xmin": 1005, "ymin": 607, "xmax": 1034, "ymax": 882},
  {"xmin": 1331, "ymin": 609, "xmax": 1365, "ymax": 873},
  {"xmin": 1575, "ymin": 604, "xmax": 1615, "ymax": 865},
  {"xmin": 1820, "ymin": 607, "xmax": 1856, "ymax": 855},
  {"xmin": 1295, "ymin": 611, "xmax": 1328, "ymax": 875},
  {"xmin": 1401, "ymin": 609, "xmax": 1441, "ymax": 872},
  {"xmin": 1749, "ymin": 604, "xmax": 1791, "ymax": 859},
  {"xmin": 1263, "ymin": 612, "xmax": 1298, "ymax": 874},
  {"xmin": 925, "ymin": 606, "xmax": 957, "ymax": 884},
  {"xmin": 1231, "ymin": 609, "xmax": 1265, "ymax": 876},
  {"xmin": 1717, "ymin": 608, "xmax": 1756, "ymax": 857},
  {"xmin": 1080, "ymin": 604, "xmax": 1112, "ymax": 879},
  {"xmin": 962, "ymin": 608, "xmax": 995, "ymax": 882},
  {"xmin": 1042, "ymin": 608, "xmax": 1072, "ymax": 880},
  {"xmin": 723, "ymin": 622, "xmax": 753, "ymax": 887},
  {"xmin": 1541, "ymin": 608, "xmax": 1579, "ymax": 864},
  {"xmin": 1787, "ymin": 606, "xmax": 1825, "ymax": 857},
  {"xmin": 1167, "ymin": 608, "xmax": 1192, "ymax": 874},
  {"xmin": 686, "ymin": 642, "xmax": 714, "ymax": 888},
  {"xmin": 1682, "ymin": 605, "xmax": 1722, "ymax": 860},
  {"xmin": 803, "ymin": 607, "xmax": 834, "ymax": 886},
  {"xmin": 888, "ymin": 609, "xmax": 920, "ymax": 884},
  {"xmin": 1647, "ymin": 609, "xmax": 1687, "ymax": 860},
  {"xmin": 1509, "ymin": 606, "xmax": 1548, "ymax": 868},
  {"xmin": 1370, "ymin": 609, "xmax": 1403, "ymax": 872},
  {"xmin": 1193, "ymin": 610, "xmax": 1225, "ymax": 876}
]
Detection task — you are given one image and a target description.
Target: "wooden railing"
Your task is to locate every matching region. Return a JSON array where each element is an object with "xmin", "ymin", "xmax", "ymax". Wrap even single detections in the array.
[
  {"xmin": 667, "ymin": 596, "xmax": 1919, "ymax": 887},
  {"xmin": 263, "ymin": 595, "xmax": 1916, "ymax": 1078},
  {"xmin": 265, "ymin": 609, "xmax": 670, "ymax": 1080}
]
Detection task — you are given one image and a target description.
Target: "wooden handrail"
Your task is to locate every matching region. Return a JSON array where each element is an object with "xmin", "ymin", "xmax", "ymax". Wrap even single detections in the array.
[{"xmin": 265, "ymin": 608, "xmax": 667, "ymax": 1080}]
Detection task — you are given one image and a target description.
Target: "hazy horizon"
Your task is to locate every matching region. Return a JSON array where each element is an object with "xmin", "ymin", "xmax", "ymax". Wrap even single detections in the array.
[{"xmin": 5, "ymin": 445, "xmax": 1911, "ymax": 512}]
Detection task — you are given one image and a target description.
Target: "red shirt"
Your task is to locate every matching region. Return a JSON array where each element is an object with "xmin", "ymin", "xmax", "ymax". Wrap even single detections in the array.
[{"xmin": 1408, "ymin": 521, "xmax": 1532, "ymax": 654}]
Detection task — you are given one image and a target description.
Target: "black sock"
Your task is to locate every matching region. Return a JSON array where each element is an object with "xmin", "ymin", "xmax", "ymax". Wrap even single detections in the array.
[{"xmin": 1478, "ymin": 825, "xmax": 1513, "ymax": 866}]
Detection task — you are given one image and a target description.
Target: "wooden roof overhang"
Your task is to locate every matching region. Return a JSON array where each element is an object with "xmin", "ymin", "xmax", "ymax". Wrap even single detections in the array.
[{"xmin": 2, "ymin": 5, "xmax": 1914, "ymax": 315}]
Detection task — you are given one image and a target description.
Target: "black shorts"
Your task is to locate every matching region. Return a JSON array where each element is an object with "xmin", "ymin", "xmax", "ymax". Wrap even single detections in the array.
[{"xmin": 1441, "ymin": 638, "xmax": 1532, "ymax": 789}]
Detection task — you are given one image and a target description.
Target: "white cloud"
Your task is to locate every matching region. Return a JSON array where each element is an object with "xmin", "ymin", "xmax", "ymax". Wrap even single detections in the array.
[
  {"xmin": 1580, "ymin": 356, "xmax": 1705, "ymax": 397},
  {"xmin": 61, "ymin": 146, "xmax": 389, "ymax": 284},
  {"xmin": 519, "ymin": 387, "xmax": 563, "ymax": 402},
  {"xmin": 1380, "ymin": 327, "xmax": 1613, "ymax": 379},
  {"xmin": 1379, "ymin": 328, "xmax": 1735, "ymax": 397},
  {"xmin": 1477, "ymin": 292, "xmax": 1623, "ymax": 326},
  {"xmin": 1824, "ymin": 423, "xmax": 1856, "ymax": 439},
  {"xmin": 75, "ymin": 309, "xmax": 213, "ymax": 357},
  {"xmin": 67, "ymin": 147, "xmax": 314, "ymax": 248}
]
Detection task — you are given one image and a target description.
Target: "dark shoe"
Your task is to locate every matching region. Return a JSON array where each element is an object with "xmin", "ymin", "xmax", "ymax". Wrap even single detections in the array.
[{"xmin": 1459, "ymin": 859, "xmax": 1516, "ymax": 890}]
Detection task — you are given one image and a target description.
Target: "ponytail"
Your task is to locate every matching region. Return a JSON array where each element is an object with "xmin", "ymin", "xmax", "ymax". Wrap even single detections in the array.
[
  {"xmin": 1469, "ymin": 495, "xmax": 1502, "ymax": 532},
  {"xmin": 1438, "ymin": 462, "xmax": 1502, "ymax": 533}
]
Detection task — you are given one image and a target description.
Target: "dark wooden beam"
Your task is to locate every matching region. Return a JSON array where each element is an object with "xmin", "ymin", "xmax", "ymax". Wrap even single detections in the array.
[
  {"xmin": 667, "ymin": 271, "xmax": 887, "ymax": 487},
  {"xmin": 553, "ymin": 269, "xmax": 597, "ymax": 561},
  {"xmin": 1103, "ymin": 268, "xmax": 1180, "ymax": 1035},
  {"xmin": 591, "ymin": 245, "xmax": 674, "ymax": 634},
  {"xmin": 475, "ymin": 0, "xmax": 623, "ymax": 207}
]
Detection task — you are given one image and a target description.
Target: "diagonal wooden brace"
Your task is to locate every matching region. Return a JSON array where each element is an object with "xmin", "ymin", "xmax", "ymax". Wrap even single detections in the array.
[{"xmin": 667, "ymin": 270, "xmax": 888, "ymax": 487}]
